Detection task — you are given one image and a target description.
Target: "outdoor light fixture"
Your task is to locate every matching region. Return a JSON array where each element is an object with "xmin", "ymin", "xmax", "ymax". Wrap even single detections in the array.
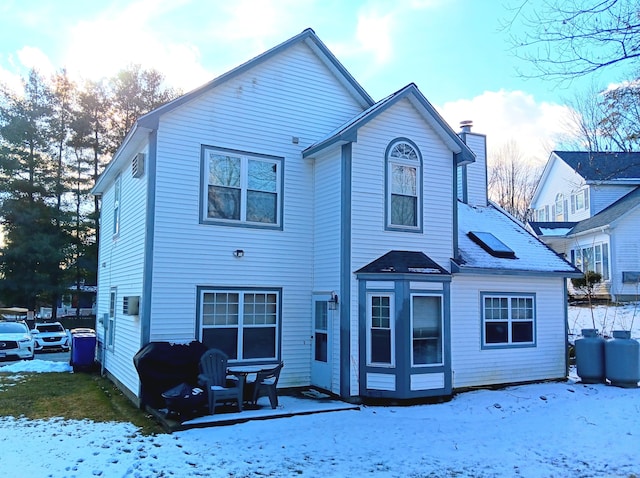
[
  {"xmin": 328, "ymin": 291, "xmax": 339, "ymax": 310},
  {"xmin": 233, "ymin": 249, "xmax": 244, "ymax": 258}
]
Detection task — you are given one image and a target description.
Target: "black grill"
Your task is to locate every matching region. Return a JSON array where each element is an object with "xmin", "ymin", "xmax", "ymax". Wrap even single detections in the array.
[
  {"xmin": 0, "ymin": 341, "xmax": 19, "ymax": 350},
  {"xmin": 43, "ymin": 337, "xmax": 61, "ymax": 343}
]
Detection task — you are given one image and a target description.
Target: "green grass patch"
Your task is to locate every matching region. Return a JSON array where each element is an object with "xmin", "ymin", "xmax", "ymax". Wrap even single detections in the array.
[{"xmin": 0, "ymin": 371, "xmax": 165, "ymax": 435}]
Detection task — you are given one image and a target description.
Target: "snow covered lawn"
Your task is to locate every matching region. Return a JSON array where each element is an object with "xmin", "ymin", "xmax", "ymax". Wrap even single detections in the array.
[{"xmin": 0, "ymin": 303, "xmax": 638, "ymax": 477}]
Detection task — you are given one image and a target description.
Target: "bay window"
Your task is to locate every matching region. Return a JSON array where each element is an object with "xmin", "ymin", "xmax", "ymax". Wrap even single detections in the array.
[
  {"xmin": 367, "ymin": 293, "xmax": 394, "ymax": 366},
  {"xmin": 412, "ymin": 295, "xmax": 443, "ymax": 366}
]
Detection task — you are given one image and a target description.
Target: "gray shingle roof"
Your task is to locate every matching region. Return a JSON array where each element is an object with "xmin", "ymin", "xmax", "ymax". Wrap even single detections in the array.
[
  {"xmin": 356, "ymin": 251, "xmax": 449, "ymax": 274},
  {"xmin": 570, "ymin": 186, "xmax": 640, "ymax": 235},
  {"xmin": 554, "ymin": 151, "xmax": 640, "ymax": 181}
]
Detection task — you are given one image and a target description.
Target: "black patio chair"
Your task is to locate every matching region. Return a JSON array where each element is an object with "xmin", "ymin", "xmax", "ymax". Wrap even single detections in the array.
[
  {"xmin": 245, "ymin": 362, "xmax": 284, "ymax": 409},
  {"xmin": 197, "ymin": 349, "xmax": 243, "ymax": 414}
]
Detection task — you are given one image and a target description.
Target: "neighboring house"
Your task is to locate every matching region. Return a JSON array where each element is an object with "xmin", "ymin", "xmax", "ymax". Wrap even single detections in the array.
[
  {"xmin": 92, "ymin": 29, "xmax": 578, "ymax": 406},
  {"xmin": 529, "ymin": 151, "xmax": 640, "ymax": 301}
]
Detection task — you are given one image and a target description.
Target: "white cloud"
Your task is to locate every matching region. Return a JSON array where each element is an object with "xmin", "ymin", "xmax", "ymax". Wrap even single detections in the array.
[
  {"xmin": 16, "ymin": 46, "xmax": 55, "ymax": 77},
  {"xmin": 59, "ymin": 0, "xmax": 210, "ymax": 91},
  {"xmin": 354, "ymin": 6, "xmax": 394, "ymax": 65},
  {"xmin": 438, "ymin": 90, "xmax": 575, "ymax": 165}
]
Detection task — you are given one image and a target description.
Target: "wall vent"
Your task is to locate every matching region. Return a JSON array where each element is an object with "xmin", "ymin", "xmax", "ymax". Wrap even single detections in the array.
[
  {"xmin": 132, "ymin": 153, "xmax": 145, "ymax": 178},
  {"xmin": 122, "ymin": 296, "xmax": 140, "ymax": 315}
]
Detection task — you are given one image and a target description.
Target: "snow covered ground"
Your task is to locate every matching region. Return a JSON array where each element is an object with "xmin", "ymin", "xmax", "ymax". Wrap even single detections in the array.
[
  {"xmin": 568, "ymin": 301, "xmax": 640, "ymax": 339},
  {"xmin": 0, "ymin": 304, "xmax": 639, "ymax": 477}
]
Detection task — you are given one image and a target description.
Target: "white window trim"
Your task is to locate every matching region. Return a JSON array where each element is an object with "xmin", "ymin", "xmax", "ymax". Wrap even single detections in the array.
[
  {"xmin": 366, "ymin": 292, "xmax": 395, "ymax": 367},
  {"xmin": 570, "ymin": 188, "xmax": 589, "ymax": 214},
  {"xmin": 410, "ymin": 293, "xmax": 444, "ymax": 368},
  {"xmin": 481, "ymin": 293, "xmax": 536, "ymax": 348},
  {"xmin": 201, "ymin": 146, "xmax": 283, "ymax": 228},
  {"xmin": 385, "ymin": 139, "xmax": 423, "ymax": 232},
  {"xmin": 554, "ymin": 193, "xmax": 565, "ymax": 221},
  {"xmin": 199, "ymin": 288, "xmax": 280, "ymax": 362},
  {"xmin": 572, "ymin": 242, "xmax": 610, "ymax": 280}
]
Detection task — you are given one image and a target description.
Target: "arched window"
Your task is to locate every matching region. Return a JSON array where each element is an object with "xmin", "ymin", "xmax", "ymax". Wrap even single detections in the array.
[
  {"xmin": 555, "ymin": 193, "xmax": 564, "ymax": 221},
  {"xmin": 386, "ymin": 139, "xmax": 422, "ymax": 230}
]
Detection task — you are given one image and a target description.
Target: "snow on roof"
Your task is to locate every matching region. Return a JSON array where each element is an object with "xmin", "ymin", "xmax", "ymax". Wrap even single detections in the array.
[
  {"xmin": 539, "ymin": 227, "xmax": 574, "ymax": 236},
  {"xmin": 457, "ymin": 202, "xmax": 578, "ymax": 274}
]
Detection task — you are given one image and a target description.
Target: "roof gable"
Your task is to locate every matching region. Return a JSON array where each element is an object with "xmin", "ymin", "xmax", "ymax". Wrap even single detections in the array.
[
  {"xmin": 139, "ymin": 28, "xmax": 373, "ymax": 130},
  {"xmin": 302, "ymin": 83, "xmax": 475, "ymax": 165},
  {"xmin": 94, "ymin": 29, "xmax": 374, "ymax": 193}
]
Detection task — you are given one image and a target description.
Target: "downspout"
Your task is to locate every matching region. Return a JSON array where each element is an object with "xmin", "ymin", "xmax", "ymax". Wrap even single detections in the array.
[{"xmin": 339, "ymin": 143, "xmax": 353, "ymax": 398}]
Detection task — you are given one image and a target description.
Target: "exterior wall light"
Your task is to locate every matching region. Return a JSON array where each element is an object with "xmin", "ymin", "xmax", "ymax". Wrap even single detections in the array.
[
  {"xmin": 233, "ymin": 249, "xmax": 244, "ymax": 258},
  {"xmin": 328, "ymin": 291, "xmax": 339, "ymax": 310}
]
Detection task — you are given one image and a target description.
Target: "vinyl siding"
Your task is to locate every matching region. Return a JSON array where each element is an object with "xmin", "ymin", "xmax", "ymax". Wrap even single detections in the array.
[
  {"xmin": 611, "ymin": 208, "xmax": 640, "ymax": 300},
  {"xmin": 146, "ymin": 41, "xmax": 364, "ymax": 390},
  {"xmin": 463, "ymin": 133, "xmax": 487, "ymax": 207},
  {"xmin": 312, "ymin": 148, "xmax": 343, "ymax": 394},
  {"xmin": 589, "ymin": 184, "xmax": 635, "ymax": 216},
  {"xmin": 349, "ymin": 98, "xmax": 454, "ymax": 395},
  {"xmin": 450, "ymin": 275, "xmax": 566, "ymax": 389},
  {"xmin": 95, "ymin": 145, "xmax": 148, "ymax": 398},
  {"xmin": 532, "ymin": 157, "xmax": 584, "ymax": 221}
]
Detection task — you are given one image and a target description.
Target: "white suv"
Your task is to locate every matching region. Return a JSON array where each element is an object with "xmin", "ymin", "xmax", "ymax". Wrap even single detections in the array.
[
  {"xmin": 0, "ymin": 321, "xmax": 35, "ymax": 360},
  {"xmin": 31, "ymin": 322, "xmax": 70, "ymax": 352}
]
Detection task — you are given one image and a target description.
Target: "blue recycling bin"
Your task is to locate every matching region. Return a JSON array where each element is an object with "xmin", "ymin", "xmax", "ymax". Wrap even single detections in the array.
[{"xmin": 71, "ymin": 330, "xmax": 97, "ymax": 372}]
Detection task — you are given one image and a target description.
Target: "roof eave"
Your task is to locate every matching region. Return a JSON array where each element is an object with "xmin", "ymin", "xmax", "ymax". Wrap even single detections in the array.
[
  {"xmin": 451, "ymin": 261, "xmax": 582, "ymax": 278},
  {"xmin": 92, "ymin": 123, "xmax": 152, "ymax": 195}
]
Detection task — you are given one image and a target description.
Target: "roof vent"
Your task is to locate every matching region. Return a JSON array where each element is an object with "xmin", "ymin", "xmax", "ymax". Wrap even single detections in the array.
[{"xmin": 132, "ymin": 153, "xmax": 145, "ymax": 179}]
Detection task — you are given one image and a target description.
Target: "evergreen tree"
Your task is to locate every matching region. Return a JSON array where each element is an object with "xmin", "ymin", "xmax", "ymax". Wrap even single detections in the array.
[{"xmin": 0, "ymin": 70, "xmax": 70, "ymax": 311}]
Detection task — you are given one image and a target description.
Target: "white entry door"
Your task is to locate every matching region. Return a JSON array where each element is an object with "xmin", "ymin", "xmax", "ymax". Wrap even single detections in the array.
[{"xmin": 311, "ymin": 296, "xmax": 332, "ymax": 390}]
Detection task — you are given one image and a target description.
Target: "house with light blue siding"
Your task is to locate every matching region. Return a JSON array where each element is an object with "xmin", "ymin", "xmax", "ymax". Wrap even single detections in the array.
[
  {"xmin": 529, "ymin": 151, "xmax": 640, "ymax": 301},
  {"xmin": 93, "ymin": 29, "xmax": 578, "ymax": 406}
]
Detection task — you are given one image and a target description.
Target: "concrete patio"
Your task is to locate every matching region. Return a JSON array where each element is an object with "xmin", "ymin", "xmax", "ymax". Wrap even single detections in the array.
[{"xmin": 150, "ymin": 388, "xmax": 360, "ymax": 432}]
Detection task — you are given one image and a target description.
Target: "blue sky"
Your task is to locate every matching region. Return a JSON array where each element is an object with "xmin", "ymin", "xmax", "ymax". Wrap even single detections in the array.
[{"xmin": 0, "ymin": 0, "xmax": 624, "ymax": 163}]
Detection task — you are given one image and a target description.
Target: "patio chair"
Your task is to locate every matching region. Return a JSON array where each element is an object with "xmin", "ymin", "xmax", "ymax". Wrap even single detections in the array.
[
  {"xmin": 245, "ymin": 362, "xmax": 284, "ymax": 409},
  {"xmin": 197, "ymin": 349, "xmax": 243, "ymax": 414}
]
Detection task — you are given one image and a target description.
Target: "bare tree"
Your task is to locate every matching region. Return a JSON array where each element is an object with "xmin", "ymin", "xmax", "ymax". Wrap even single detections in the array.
[
  {"xmin": 488, "ymin": 140, "xmax": 542, "ymax": 221},
  {"xmin": 561, "ymin": 80, "xmax": 640, "ymax": 152},
  {"xmin": 505, "ymin": 0, "xmax": 640, "ymax": 81}
]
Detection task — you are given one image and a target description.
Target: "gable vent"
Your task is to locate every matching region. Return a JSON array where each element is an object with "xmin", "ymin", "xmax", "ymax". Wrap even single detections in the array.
[{"xmin": 132, "ymin": 153, "xmax": 145, "ymax": 178}]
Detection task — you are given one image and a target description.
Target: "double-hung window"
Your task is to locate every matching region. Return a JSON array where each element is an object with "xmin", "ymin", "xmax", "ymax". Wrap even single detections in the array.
[
  {"xmin": 367, "ymin": 293, "xmax": 394, "ymax": 366},
  {"xmin": 202, "ymin": 146, "xmax": 283, "ymax": 227},
  {"xmin": 572, "ymin": 243, "xmax": 609, "ymax": 280},
  {"xmin": 386, "ymin": 139, "xmax": 422, "ymax": 231},
  {"xmin": 200, "ymin": 289, "xmax": 280, "ymax": 361},
  {"xmin": 482, "ymin": 294, "xmax": 535, "ymax": 347},
  {"xmin": 570, "ymin": 188, "xmax": 589, "ymax": 214}
]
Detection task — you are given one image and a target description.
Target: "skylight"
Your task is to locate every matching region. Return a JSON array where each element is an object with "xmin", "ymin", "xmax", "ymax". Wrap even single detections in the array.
[{"xmin": 468, "ymin": 231, "xmax": 516, "ymax": 259}]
